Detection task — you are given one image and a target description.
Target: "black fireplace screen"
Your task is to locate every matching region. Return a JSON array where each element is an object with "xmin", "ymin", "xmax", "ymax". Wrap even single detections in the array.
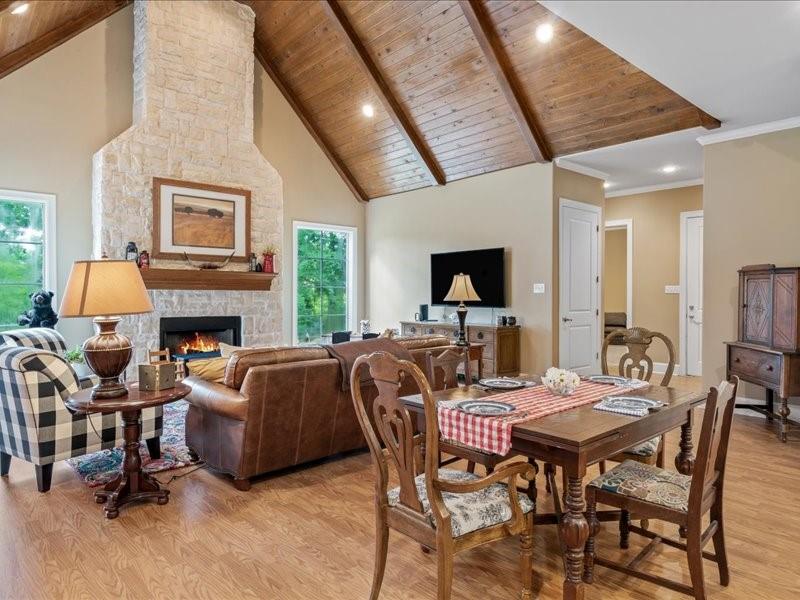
[{"xmin": 159, "ymin": 316, "xmax": 241, "ymax": 361}]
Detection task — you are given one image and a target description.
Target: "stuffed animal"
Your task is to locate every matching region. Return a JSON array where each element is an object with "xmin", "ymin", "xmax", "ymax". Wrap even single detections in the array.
[{"xmin": 17, "ymin": 290, "xmax": 59, "ymax": 329}]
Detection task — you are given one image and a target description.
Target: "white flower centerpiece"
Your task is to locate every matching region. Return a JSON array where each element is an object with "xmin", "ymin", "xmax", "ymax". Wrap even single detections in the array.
[{"xmin": 541, "ymin": 367, "xmax": 581, "ymax": 396}]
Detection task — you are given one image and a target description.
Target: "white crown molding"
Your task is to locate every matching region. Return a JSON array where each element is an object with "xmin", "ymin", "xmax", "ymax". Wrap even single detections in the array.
[
  {"xmin": 697, "ymin": 116, "xmax": 800, "ymax": 146},
  {"xmin": 554, "ymin": 158, "xmax": 609, "ymax": 181},
  {"xmin": 605, "ymin": 178, "xmax": 703, "ymax": 199}
]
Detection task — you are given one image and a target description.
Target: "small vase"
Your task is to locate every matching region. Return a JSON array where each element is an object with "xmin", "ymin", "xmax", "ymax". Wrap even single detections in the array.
[{"xmin": 262, "ymin": 254, "xmax": 275, "ymax": 274}]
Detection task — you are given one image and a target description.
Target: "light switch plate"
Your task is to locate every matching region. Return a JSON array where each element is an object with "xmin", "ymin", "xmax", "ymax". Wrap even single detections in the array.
[
  {"xmin": 533, "ymin": 283, "xmax": 545, "ymax": 294},
  {"xmin": 664, "ymin": 285, "xmax": 680, "ymax": 294}
]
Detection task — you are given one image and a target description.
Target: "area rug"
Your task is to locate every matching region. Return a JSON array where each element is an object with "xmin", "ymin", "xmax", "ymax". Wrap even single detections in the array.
[{"xmin": 67, "ymin": 399, "xmax": 198, "ymax": 487}]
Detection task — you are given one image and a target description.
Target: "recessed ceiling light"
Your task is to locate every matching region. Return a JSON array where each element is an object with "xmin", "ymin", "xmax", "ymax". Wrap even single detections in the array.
[
  {"xmin": 11, "ymin": 2, "xmax": 30, "ymax": 15},
  {"xmin": 661, "ymin": 165, "xmax": 678, "ymax": 174},
  {"xmin": 361, "ymin": 103, "xmax": 375, "ymax": 118},
  {"xmin": 603, "ymin": 182, "xmax": 611, "ymax": 189},
  {"xmin": 535, "ymin": 23, "xmax": 554, "ymax": 44}
]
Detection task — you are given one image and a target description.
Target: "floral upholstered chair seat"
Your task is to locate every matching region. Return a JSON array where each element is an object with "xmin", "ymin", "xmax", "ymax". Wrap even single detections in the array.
[
  {"xmin": 588, "ymin": 459, "xmax": 692, "ymax": 512},
  {"xmin": 625, "ymin": 437, "xmax": 661, "ymax": 457},
  {"xmin": 387, "ymin": 468, "xmax": 534, "ymax": 537}
]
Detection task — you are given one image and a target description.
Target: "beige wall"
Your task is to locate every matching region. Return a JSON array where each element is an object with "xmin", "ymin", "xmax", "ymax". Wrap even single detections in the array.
[
  {"xmin": 703, "ymin": 128, "xmax": 800, "ymax": 399},
  {"xmin": 366, "ymin": 163, "xmax": 555, "ymax": 374},
  {"xmin": 605, "ymin": 185, "xmax": 702, "ymax": 363},
  {"xmin": 552, "ymin": 166, "xmax": 606, "ymax": 364},
  {"xmin": 604, "ymin": 228, "xmax": 627, "ymax": 313},
  {"xmin": 0, "ymin": 5, "xmax": 364, "ymax": 347}
]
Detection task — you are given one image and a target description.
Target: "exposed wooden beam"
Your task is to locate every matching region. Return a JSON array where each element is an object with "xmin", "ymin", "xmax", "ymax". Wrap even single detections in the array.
[
  {"xmin": 322, "ymin": 0, "xmax": 446, "ymax": 186},
  {"xmin": 460, "ymin": 0, "xmax": 552, "ymax": 163},
  {"xmin": 0, "ymin": 0, "xmax": 130, "ymax": 81},
  {"xmin": 254, "ymin": 46, "xmax": 369, "ymax": 203},
  {"xmin": 697, "ymin": 109, "xmax": 722, "ymax": 130}
]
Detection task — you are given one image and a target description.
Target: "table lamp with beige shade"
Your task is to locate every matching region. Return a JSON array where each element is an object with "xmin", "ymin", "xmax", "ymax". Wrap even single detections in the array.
[
  {"xmin": 59, "ymin": 259, "xmax": 154, "ymax": 399},
  {"xmin": 444, "ymin": 273, "xmax": 481, "ymax": 346}
]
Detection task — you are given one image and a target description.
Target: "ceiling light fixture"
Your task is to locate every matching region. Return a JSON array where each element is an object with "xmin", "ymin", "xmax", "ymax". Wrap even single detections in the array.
[
  {"xmin": 535, "ymin": 23, "xmax": 554, "ymax": 44},
  {"xmin": 603, "ymin": 182, "xmax": 611, "ymax": 189},
  {"xmin": 660, "ymin": 165, "xmax": 678, "ymax": 174},
  {"xmin": 11, "ymin": 2, "xmax": 30, "ymax": 14},
  {"xmin": 361, "ymin": 103, "xmax": 375, "ymax": 118}
]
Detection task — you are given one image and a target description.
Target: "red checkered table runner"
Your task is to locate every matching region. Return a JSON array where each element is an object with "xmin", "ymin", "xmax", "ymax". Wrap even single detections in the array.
[{"xmin": 438, "ymin": 381, "xmax": 633, "ymax": 456}]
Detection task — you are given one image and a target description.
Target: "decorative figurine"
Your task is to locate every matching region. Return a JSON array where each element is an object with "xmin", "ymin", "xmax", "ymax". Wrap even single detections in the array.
[
  {"xmin": 138, "ymin": 250, "xmax": 150, "ymax": 269},
  {"xmin": 249, "ymin": 252, "xmax": 258, "ymax": 272},
  {"xmin": 125, "ymin": 241, "xmax": 139, "ymax": 262},
  {"xmin": 17, "ymin": 290, "xmax": 59, "ymax": 329}
]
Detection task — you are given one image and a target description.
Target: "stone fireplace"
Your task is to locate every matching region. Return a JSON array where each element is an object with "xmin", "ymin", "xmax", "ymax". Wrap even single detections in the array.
[{"xmin": 91, "ymin": 0, "xmax": 282, "ymax": 371}]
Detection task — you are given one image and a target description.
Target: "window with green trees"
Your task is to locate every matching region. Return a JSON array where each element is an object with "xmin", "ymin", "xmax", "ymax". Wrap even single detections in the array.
[
  {"xmin": 294, "ymin": 224, "xmax": 354, "ymax": 343},
  {"xmin": 0, "ymin": 197, "xmax": 48, "ymax": 331}
]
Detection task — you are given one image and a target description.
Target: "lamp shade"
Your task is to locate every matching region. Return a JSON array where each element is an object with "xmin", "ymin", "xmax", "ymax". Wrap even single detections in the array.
[
  {"xmin": 443, "ymin": 273, "xmax": 481, "ymax": 303},
  {"xmin": 59, "ymin": 259, "xmax": 154, "ymax": 318}
]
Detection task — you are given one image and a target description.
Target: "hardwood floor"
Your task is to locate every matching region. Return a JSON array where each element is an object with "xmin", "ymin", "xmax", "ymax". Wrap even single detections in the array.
[{"xmin": 1, "ymin": 375, "xmax": 798, "ymax": 599}]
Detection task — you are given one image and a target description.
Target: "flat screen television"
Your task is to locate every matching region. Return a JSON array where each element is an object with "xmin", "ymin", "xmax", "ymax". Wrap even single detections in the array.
[{"xmin": 431, "ymin": 248, "xmax": 505, "ymax": 308}]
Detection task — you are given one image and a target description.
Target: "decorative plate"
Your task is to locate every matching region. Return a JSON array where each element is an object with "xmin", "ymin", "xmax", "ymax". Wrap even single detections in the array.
[
  {"xmin": 602, "ymin": 396, "xmax": 663, "ymax": 411},
  {"xmin": 478, "ymin": 378, "xmax": 528, "ymax": 390},
  {"xmin": 455, "ymin": 400, "xmax": 517, "ymax": 416},
  {"xmin": 588, "ymin": 375, "xmax": 630, "ymax": 385}
]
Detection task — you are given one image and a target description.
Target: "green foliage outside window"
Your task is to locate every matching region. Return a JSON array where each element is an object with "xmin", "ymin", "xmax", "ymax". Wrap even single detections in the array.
[
  {"xmin": 0, "ymin": 199, "xmax": 45, "ymax": 331},
  {"xmin": 296, "ymin": 227, "xmax": 349, "ymax": 343}
]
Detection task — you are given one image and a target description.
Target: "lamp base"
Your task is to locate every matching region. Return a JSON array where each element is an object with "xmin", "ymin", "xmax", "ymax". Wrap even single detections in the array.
[
  {"xmin": 455, "ymin": 304, "xmax": 469, "ymax": 347},
  {"xmin": 83, "ymin": 316, "xmax": 132, "ymax": 399}
]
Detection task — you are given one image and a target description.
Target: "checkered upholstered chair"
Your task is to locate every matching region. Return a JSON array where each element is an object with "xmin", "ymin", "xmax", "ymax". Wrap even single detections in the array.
[{"xmin": 0, "ymin": 328, "xmax": 163, "ymax": 492}]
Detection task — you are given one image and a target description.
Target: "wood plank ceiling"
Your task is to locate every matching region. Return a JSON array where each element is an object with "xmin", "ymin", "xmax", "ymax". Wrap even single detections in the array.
[{"xmin": 0, "ymin": 0, "xmax": 720, "ymax": 202}]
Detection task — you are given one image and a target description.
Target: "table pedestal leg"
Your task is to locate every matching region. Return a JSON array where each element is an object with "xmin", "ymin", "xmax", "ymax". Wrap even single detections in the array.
[
  {"xmin": 675, "ymin": 412, "xmax": 695, "ymax": 537},
  {"xmin": 779, "ymin": 396, "xmax": 790, "ymax": 443},
  {"xmin": 560, "ymin": 474, "xmax": 589, "ymax": 600},
  {"xmin": 94, "ymin": 410, "xmax": 169, "ymax": 519}
]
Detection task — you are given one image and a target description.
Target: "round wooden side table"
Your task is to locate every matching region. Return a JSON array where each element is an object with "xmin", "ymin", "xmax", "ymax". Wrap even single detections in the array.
[{"xmin": 66, "ymin": 382, "xmax": 191, "ymax": 519}]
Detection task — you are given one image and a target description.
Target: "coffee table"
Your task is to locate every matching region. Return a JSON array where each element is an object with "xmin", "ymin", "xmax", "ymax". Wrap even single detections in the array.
[{"xmin": 66, "ymin": 382, "xmax": 191, "ymax": 519}]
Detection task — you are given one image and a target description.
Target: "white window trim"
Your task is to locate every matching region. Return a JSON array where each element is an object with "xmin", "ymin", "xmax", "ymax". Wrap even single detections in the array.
[
  {"xmin": 292, "ymin": 220, "xmax": 357, "ymax": 345},
  {"xmin": 0, "ymin": 188, "xmax": 57, "ymax": 303}
]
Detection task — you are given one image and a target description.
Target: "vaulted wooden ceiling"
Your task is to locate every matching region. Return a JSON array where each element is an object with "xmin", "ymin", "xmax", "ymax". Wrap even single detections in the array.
[{"xmin": 0, "ymin": 0, "xmax": 720, "ymax": 202}]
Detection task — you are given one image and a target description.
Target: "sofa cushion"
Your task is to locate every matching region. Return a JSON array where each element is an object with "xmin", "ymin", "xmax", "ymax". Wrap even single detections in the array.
[
  {"xmin": 395, "ymin": 335, "xmax": 451, "ymax": 351},
  {"xmin": 224, "ymin": 346, "xmax": 330, "ymax": 389}
]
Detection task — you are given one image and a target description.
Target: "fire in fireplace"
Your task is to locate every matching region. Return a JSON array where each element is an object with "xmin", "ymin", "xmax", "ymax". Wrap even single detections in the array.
[{"xmin": 160, "ymin": 316, "xmax": 241, "ymax": 361}]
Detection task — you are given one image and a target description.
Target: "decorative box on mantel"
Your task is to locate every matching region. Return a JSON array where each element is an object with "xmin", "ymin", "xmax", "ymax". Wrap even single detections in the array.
[{"xmin": 140, "ymin": 268, "xmax": 277, "ymax": 291}]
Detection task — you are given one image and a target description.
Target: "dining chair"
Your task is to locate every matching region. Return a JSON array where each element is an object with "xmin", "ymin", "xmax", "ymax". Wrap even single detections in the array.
[
  {"xmin": 584, "ymin": 377, "xmax": 739, "ymax": 600},
  {"xmin": 331, "ymin": 331, "xmax": 352, "ymax": 344},
  {"xmin": 599, "ymin": 327, "xmax": 677, "ymax": 473},
  {"xmin": 351, "ymin": 351, "xmax": 535, "ymax": 600}
]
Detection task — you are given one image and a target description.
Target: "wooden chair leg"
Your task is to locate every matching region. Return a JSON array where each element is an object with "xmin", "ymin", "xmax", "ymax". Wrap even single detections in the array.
[
  {"xmin": 0, "ymin": 451, "xmax": 10, "ymax": 477},
  {"xmin": 619, "ymin": 509, "xmax": 630, "ymax": 549},
  {"xmin": 686, "ymin": 527, "xmax": 707, "ymax": 600},
  {"xmin": 437, "ymin": 541, "xmax": 454, "ymax": 600},
  {"xmin": 35, "ymin": 464, "xmax": 53, "ymax": 493},
  {"xmin": 711, "ymin": 504, "xmax": 730, "ymax": 586},
  {"xmin": 370, "ymin": 512, "xmax": 389, "ymax": 600},
  {"xmin": 656, "ymin": 436, "xmax": 666, "ymax": 468},
  {"xmin": 599, "ymin": 460, "xmax": 607, "ymax": 475},
  {"xmin": 583, "ymin": 487, "xmax": 599, "ymax": 584},
  {"xmin": 466, "ymin": 461, "xmax": 476, "ymax": 474},
  {"xmin": 520, "ymin": 512, "xmax": 534, "ymax": 599}
]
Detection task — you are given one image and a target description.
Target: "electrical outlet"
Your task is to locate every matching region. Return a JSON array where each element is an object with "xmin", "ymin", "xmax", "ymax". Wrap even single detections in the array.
[
  {"xmin": 664, "ymin": 285, "xmax": 680, "ymax": 294},
  {"xmin": 533, "ymin": 283, "xmax": 545, "ymax": 294}
]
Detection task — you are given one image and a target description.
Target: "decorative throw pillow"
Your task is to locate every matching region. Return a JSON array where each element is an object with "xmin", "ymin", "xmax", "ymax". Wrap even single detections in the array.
[
  {"xmin": 187, "ymin": 356, "xmax": 228, "ymax": 383},
  {"xmin": 379, "ymin": 328, "xmax": 395, "ymax": 339},
  {"xmin": 219, "ymin": 342, "xmax": 249, "ymax": 358}
]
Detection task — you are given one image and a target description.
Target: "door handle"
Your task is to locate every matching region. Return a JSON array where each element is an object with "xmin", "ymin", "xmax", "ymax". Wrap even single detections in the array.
[{"xmin": 562, "ymin": 317, "xmax": 573, "ymax": 323}]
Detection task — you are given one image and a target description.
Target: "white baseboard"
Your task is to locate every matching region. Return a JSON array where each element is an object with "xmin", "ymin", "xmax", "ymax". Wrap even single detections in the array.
[{"xmin": 653, "ymin": 362, "xmax": 681, "ymax": 374}]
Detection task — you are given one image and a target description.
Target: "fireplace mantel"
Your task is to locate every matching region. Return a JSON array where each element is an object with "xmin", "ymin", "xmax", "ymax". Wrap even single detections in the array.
[{"xmin": 140, "ymin": 268, "xmax": 276, "ymax": 291}]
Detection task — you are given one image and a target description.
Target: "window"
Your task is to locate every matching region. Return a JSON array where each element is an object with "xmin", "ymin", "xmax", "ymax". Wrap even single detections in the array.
[
  {"xmin": 293, "ymin": 221, "xmax": 356, "ymax": 344},
  {"xmin": 0, "ymin": 190, "xmax": 56, "ymax": 331}
]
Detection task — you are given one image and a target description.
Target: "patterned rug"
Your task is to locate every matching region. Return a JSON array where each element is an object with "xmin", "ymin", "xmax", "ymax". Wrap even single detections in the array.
[{"xmin": 67, "ymin": 400, "xmax": 198, "ymax": 487}]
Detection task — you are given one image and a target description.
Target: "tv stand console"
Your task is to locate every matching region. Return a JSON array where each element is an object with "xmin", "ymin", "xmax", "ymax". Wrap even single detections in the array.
[{"xmin": 400, "ymin": 321, "xmax": 520, "ymax": 377}]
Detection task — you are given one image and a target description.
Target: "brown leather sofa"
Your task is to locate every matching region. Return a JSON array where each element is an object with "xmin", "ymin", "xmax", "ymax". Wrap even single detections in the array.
[{"xmin": 184, "ymin": 336, "xmax": 452, "ymax": 490}]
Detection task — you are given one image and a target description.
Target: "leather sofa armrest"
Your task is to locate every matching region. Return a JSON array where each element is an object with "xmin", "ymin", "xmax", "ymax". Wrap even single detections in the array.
[{"xmin": 184, "ymin": 376, "xmax": 249, "ymax": 421}]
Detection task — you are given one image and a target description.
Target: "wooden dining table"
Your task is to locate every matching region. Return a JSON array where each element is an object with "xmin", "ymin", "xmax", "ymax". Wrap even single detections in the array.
[{"xmin": 399, "ymin": 380, "xmax": 707, "ymax": 600}]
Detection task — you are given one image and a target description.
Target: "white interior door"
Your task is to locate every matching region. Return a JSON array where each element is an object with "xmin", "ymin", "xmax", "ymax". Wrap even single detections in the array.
[
  {"xmin": 559, "ymin": 200, "xmax": 600, "ymax": 374},
  {"xmin": 685, "ymin": 214, "xmax": 704, "ymax": 375}
]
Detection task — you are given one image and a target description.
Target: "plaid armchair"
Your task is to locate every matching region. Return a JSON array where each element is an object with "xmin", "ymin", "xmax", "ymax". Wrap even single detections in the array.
[{"xmin": 0, "ymin": 328, "xmax": 162, "ymax": 492}]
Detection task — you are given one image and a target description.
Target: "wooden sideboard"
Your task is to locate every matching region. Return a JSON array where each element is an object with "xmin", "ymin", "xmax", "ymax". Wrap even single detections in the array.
[
  {"xmin": 400, "ymin": 321, "xmax": 520, "ymax": 377},
  {"xmin": 727, "ymin": 264, "xmax": 800, "ymax": 442}
]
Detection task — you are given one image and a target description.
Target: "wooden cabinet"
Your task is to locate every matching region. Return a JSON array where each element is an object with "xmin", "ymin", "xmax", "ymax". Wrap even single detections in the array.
[
  {"xmin": 400, "ymin": 321, "xmax": 520, "ymax": 377},
  {"xmin": 728, "ymin": 264, "xmax": 800, "ymax": 442}
]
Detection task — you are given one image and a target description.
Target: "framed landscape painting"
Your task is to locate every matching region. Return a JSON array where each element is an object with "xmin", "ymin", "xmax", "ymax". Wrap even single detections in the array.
[{"xmin": 152, "ymin": 177, "xmax": 251, "ymax": 263}]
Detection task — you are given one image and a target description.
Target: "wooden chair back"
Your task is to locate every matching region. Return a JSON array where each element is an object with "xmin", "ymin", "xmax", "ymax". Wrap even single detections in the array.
[
  {"xmin": 688, "ymin": 377, "xmax": 739, "ymax": 511},
  {"xmin": 425, "ymin": 347, "xmax": 471, "ymax": 389},
  {"xmin": 350, "ymin": 351, "xmax": 441, "ymax": 518},
  {"xmin": 601, "ymin": 327, "xmax": 676, "ymax": 385}
]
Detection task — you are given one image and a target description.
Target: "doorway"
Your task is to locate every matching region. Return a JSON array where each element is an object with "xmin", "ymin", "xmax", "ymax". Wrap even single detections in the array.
[
  {"xmin": 559, "ymin": 198, "xmax": 601, "ymax": 375},
  {"xmin": 603, "ymin": 219, "xmax": 633, "ymax": 368},
  {"xmin": 680, "ymin": 210, "xmax": 703, "ymax": 376}
]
